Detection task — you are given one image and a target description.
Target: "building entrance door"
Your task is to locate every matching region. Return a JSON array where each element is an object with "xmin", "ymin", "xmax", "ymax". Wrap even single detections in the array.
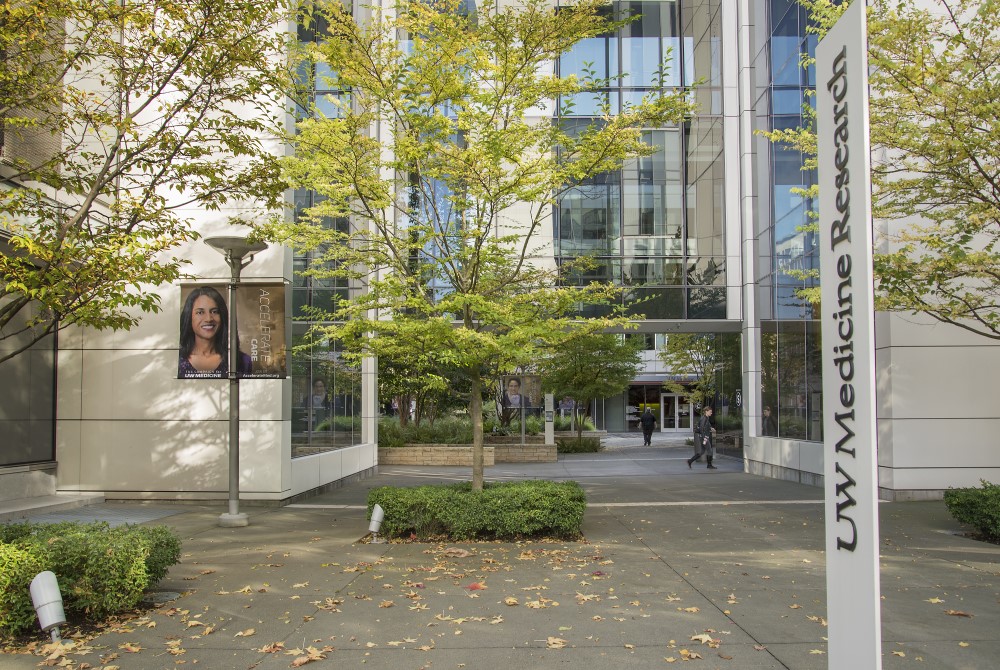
[{"xmin": 660, "ymin": 393, "xmax": 693, "ymax": 433}]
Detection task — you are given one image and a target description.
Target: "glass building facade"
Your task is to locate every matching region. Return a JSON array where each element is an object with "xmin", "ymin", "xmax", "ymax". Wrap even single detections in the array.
[
  {"xmin": 286, "ymin": 0, "xmax": 818, "ymax": 443},
  {"xmin": 754, "ymin": 0, "xmax": 822, "ymax": 441},
  {"xmin": 555, "ymin": 0, "xmax": 726, "ymax": 321},
  {"xmin": 553, "ymin": 0, "xmax": 741, "ymax": 432},
  {"xmin": 291, "ymin": 11, "xmax": 363, "ymax": 457}
]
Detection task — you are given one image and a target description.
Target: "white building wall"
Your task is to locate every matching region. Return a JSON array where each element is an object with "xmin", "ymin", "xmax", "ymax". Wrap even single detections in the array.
[
  {"xmin": 875, "ymin": 311, "xmax": 1000, "ymax": 499},
  {"xmin": 53, "ymin": 68, "xmax": 379, "ymax": 501}
]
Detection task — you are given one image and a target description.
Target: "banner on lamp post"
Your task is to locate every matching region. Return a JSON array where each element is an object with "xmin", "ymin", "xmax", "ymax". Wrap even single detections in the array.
[
  {"xmin": 178, "ymin": 282, "xmax": 287, "ymax": 379},
  {"xmin": 816, "ymin": 0, "xmax": 882, "ymax": 667}
]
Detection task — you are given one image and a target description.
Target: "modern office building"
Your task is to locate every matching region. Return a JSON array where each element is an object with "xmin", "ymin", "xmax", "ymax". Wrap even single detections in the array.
[{"xmin": 2, "ymin": 0, "xmax": 995, "ymax": 508}]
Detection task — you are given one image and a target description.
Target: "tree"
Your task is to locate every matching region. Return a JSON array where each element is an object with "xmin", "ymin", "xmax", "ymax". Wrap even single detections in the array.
[
  {"xmin": 540, "ymin": 333, "xmax": 643, "ymax": 441},
  {"xmin": 761, "ymin": 0, "xmax": 1000, "ymax": 339},
  {"xmin": 866, "ymin": 0, "xmax": 1000, "ymax": 339},
  {"xmin": 659, "ymin": 332, "xmax": 740, "ymax": 412},
  {"xmin": 0, "ymin": 0, "xmax": 295, "ymax": 363},
  {"xmin": 263, "ymin": 0, "xmax": 695, "ymax": 490}
]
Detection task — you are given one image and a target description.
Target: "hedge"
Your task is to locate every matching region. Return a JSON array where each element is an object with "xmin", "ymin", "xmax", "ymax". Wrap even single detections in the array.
[
  {"xmin": 367, "ymin": 480, "xmax": 586, "ymax": 541},
  {"xmin": 556, "ymin": 436, "xmax": 602, "ymax": 453},
  {"xmin": 944, "ymin": 480, "xmax": 1000, "ymax": 542},
  {"xmin": 0, "ymin": 522, "xmax": 182, "ymax": 637}
]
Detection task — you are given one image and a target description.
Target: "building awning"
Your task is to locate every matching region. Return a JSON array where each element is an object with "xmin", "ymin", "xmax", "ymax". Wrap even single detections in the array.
[{"xmin": 632, "ymin": 373, "xmax": 699, "ymax": 384}]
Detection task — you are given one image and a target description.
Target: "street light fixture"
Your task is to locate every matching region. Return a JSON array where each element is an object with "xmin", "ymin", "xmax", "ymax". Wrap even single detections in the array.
[{"xmin": 204, "ymin": 235, "xmax": 267, "ymax": 528}]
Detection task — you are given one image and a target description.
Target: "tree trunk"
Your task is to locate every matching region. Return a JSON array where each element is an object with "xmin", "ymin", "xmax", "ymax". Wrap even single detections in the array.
[
  {"xmin": 576, "ymin": 401, "xmax": 586, "ymax": 442},
  {"xmin": 470, "ymin": 369, "xmax": 484, "ymax": 492},
  {"xmin": 397, "ymin": 394, "xmax": 410, "ymax": 427}
]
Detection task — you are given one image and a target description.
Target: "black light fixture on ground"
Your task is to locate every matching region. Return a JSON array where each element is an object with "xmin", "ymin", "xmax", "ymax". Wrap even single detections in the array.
[{"xmin": 205, "ymin": 235, "xmax": 267, "ymax": 528}]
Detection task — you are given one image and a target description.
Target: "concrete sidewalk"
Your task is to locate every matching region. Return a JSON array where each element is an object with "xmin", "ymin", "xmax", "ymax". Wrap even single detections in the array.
[{"xmin": 3, "ymin": 442, "xmax": 999, "ymax": 669}]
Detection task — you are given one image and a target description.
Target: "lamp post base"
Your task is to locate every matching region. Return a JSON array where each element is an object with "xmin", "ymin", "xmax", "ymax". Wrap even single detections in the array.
[{"xmin": 218, "ymin": 512, "xmax": 250, "ymax": 528}]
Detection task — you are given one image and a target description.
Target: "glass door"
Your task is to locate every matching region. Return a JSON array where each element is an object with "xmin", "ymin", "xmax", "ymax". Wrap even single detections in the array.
[
  {"xmin": 660, "ymin": 393, "xmax": 693, "ymax": 432},
  {"xmin": 661, "ymin": 395, "xmax": 677, "ymax": 429}
]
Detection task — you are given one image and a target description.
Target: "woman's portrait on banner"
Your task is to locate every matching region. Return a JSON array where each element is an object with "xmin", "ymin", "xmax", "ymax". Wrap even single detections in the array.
[
  {"xmin": 178, "ymin": 283, "xmax": 287, "ymax": 379},
  {"xmin": 178, "ymin": 286, "xmax": 251, "ymax": 379}
]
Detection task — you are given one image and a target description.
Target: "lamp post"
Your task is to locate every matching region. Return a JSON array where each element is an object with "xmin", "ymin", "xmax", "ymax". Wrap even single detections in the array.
[{"xmin": 205, "ymin": 236, "xmax": 267, "ymax": 528}]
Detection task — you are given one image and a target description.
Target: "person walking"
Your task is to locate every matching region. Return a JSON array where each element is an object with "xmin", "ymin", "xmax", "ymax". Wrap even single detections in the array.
[
  {"xmin": 640, "ymin": 407, "xmax": 657, "ymax": 446},
  {"xmin": 688, "ymin": 406, "xmax": 717, "ymax": 469}
]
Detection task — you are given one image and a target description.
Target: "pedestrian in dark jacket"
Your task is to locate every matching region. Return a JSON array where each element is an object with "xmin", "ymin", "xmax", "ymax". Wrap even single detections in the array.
[
  {"xmin": 762, "ymin": 405, "xmax": 778, "ymax": 436},
  {"xmin": 688, "ymin": 406, "xmax": 717, "ymax": 469},
  {"xmin": 640, "ymin": 408, "xmax": 656, "ymax": 446}
]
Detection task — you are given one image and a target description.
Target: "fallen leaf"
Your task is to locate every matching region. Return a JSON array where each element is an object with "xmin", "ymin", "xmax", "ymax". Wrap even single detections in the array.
[
  {"xmin": 259, "ymin": 642, "xmax": 285, "ymax": 653},
  {"xmin": 119, "ymin": 644, "xmax": 143, "ymax": 653},
  {"xmin": 379, "ymin": 600, "xmax": 395, "ymax": 608},
  {"xmin": 465, "ymin": 582, "xmax": 487, "ymax": 591},
  {"xmin": 443, "ymin": 548, "xmax": 473, "ymax": 558},
  {"xmin": 293, "ymin": 582, "xmax": 309, "ymax": 588},
  {"xmin": 234, "ymin": 628, "xmax": 256, "ymax": 638},
  {"xmin": 944, "ymin": 609, "xmax": 973, "ymax": 618},
  {"xmin": 959, "ymin": 642, "xmax": 970, "ymax": 647},
  {"xmin": 809, "ymin": 649, "xmax": 825, "ymax": 655},
  {"xmin": 547, "ymin": 637, "xmax": 567, "ymax": 649},
  {"xmin": 925, "ymin": 597, "xmax": 945, "ymax": 604},
  {"xmin": 504, "ymin": 597, "xmax": 519, "ymax": 606},
  {"xmin": 892, "ymin": 651, "xmax": 905, "ymax": 657}
]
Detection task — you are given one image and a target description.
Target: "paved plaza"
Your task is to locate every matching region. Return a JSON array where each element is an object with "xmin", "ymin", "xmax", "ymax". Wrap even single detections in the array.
[{"xmin": 2, "ymin": 436, "xmax": 998, "ymax": 669}]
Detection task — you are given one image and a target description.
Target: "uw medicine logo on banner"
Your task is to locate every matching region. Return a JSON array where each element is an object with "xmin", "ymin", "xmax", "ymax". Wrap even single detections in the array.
[{"xmin": 178, "ymin": 283, "xmax": 287, "ymax": 379}]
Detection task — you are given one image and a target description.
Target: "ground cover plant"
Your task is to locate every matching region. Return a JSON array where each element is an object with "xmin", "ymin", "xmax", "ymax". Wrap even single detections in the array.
[
  {"xmin": 367, "ymin": 480, "xmax": 586, "ymax": 541},
  {"xmin": 0, "ymin": 522, "xmax": 181, "ymax": 637},
  {"xmin": 378, "ymin": 414, "xmax": 596, "ymax": 447},
  {"xmin": 555, "ymin": 436, "xmax": 602, "ymax": 453}
]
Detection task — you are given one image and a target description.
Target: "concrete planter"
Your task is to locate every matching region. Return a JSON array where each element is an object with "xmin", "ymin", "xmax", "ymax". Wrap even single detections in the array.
[{"xmin": 378, "ymin": 443, "xmax": 558, "ymax": 465}]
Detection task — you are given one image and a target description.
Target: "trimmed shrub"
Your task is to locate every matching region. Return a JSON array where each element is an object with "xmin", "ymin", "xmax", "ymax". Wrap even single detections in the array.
[
  {"xmin": 0, "ymin": 544, "xmax": 46, "ymax": 636},
  {"xmin": 0, "ymin": 522, "xmax": 182, "ymax": 637},
  {"xmin": 368, "ymin": 480, "xmax": 586, "ymax": 541},
  {"xmin": 944, "ymin": 480, "xmax": 1000, "ymax": 542},
  {"xmin": 130, "ymin": 525, "xmax": 183, "ymax": 584},
  {"xmin": 556, "ymin": 436, "xmax": 602, "ymax": 453},
  {"xmin": 28, "ymin": 524, "xmax": 149, "ymax": 619}
]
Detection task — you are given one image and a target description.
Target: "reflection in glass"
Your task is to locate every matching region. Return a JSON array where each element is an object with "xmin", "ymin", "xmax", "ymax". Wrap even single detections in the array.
[
  {"xmin": 623, "ymin": 257, "xmax": 684, "ymax": 286},
  {"xmin": 624, "ymin": 287, "xmax": 685, "ymax": 319},
  {"xmin": 291, "ymin": 331, "xmax": 361, "ymax": 458},
  {"xmin": 687, "ymin": 287, "xmax": 726, "ymax": 319},
  {"xmin": 557, "ymin": 184, "xmax": 621, "ymax": 254},
  {"xmin": 685, "ymin": 118, "xmax": 725, "ymax": 257},
  {"xmin": 758, "ymin": 321, "xmax": 823, "ymax": 440}
]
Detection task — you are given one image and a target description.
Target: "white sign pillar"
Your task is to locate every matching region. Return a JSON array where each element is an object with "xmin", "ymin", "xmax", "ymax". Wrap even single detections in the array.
[
  {"xmin": 816, "ymin": 1, "xmax": 882, "ymax": 667},
  {"xmin": 544, "ymin": 393, "xmax": 554, "ymax": 445}
]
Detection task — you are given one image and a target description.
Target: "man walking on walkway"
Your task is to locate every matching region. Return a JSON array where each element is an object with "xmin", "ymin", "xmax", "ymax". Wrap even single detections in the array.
[
  {"xmin": 688, "ymin": 406, "xmax": 717, "ymax": 469},
  {"xmin": 640, "ymin": 407, "xmax": 656, "ymax": 446}
]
